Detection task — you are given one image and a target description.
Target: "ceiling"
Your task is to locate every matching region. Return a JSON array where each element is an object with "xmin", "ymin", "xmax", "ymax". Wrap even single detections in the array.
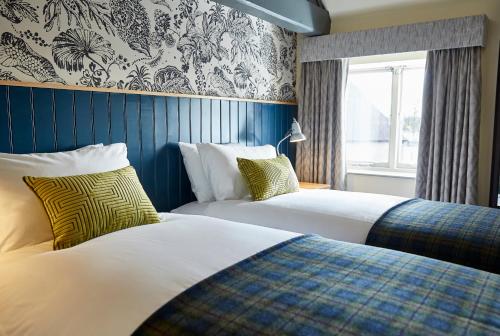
[{"xmin": 322, "ymin": 0, "xmax": 451, "ymax": 16}]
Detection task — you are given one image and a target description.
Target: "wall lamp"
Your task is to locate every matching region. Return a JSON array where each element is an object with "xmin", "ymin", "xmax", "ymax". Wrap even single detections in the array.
[{"xmin": 277, "ymin": 118, "xmax": 306, "ymax": 155}]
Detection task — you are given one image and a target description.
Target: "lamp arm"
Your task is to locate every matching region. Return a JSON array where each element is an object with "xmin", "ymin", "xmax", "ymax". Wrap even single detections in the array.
[{"xmin": 276, "ymin": 131, "xmax": 291, "ymax": 155}]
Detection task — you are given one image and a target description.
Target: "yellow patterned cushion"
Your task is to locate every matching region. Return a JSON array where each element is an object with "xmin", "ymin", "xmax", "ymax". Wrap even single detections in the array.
[
  {"xmin": 23, "ymin": 166, "xmax": 160, "ymax": 250},
  {"xmin": 237, "ymin": 155, "xmax": 299, "ymax": 201}
]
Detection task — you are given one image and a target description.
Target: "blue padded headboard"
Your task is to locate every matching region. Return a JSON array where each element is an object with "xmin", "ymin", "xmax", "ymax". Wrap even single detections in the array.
[{"xmin": 0, "ymin": 85, "xmax": 297, "ymax": 211}]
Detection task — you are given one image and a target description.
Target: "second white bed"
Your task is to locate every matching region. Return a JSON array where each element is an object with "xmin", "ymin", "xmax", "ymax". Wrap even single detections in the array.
[{"xmin": 173, "ymin": 189, "xmax": 407, "ymax": 244}]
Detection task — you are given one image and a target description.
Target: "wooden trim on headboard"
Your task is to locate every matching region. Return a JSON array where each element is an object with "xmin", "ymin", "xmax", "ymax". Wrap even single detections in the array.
[{"xmin": 0, "ymin": 80, "xmax": 298, "ymax": 106}]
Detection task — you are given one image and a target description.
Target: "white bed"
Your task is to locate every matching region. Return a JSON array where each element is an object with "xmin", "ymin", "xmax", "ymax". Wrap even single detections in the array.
[
  {"xmin": 172, "ymin": 189, "xmax": 407, "ymax": 244},
  {"xmin": 0, "ymin": 213, "xmax": 298, "ymax": 336}
]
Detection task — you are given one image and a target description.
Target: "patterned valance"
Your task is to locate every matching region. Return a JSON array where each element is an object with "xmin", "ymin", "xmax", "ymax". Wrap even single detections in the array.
[{"xmin": 300, "ymin": 15, "xmax": 487, "ymax": 63}]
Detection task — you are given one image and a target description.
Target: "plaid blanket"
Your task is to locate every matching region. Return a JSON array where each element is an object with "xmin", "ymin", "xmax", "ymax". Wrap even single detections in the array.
[
  {"xmin": 366, "ymin": 199, "xmax": 500, "ymax": 273},
  {"xmin": 134, "ymin": 235, "xmax": 500, "ymax": 336}
]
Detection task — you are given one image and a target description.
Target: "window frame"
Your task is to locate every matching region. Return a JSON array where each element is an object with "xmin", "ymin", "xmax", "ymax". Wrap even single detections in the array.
[{"xmin": 346, "ymin": 59, "xmax": 425, "ymax": 174}]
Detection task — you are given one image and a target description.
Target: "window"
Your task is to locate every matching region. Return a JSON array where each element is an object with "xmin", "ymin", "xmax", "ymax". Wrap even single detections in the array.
[{"xmin": 345, "ymin": 55, "xmax": 426, "ymax": 173}]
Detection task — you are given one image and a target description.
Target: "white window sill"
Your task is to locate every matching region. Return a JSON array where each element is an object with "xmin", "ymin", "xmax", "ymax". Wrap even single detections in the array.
[{"xmin": 347, "ymin": 169, "xmax": 416, "ymax": 179}]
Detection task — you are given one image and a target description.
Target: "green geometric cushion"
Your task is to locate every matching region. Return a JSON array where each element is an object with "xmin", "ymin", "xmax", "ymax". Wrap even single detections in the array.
[
  {"xmin": 23, "ymin": 166, "xmax": 160, "ymax": 250},
  {"xmin": 237, "ymin": 155, "xmax": 299, "ymax": 201}
]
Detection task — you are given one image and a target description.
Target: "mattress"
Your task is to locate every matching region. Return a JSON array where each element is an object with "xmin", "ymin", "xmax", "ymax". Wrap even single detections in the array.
[
  {"xmin": 172, "ymin": 189, "xmax": 407, "ymax": 243},
  {"xmin": 0, "ymin": 213, "xmax": 298, "ymax": 336}
]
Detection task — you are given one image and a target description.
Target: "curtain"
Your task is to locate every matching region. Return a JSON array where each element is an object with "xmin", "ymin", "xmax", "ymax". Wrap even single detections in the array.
[
  {"xmin": 296, "ymin": 59, "xmax": 348, "ymax": 190},
  {"xmin": 416, "ymin": 47, "xmax": 481, "ymax": 204}
]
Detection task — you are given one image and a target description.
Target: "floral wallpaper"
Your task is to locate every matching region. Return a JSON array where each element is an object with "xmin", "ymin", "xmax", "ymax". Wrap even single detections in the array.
[{"xmin": 0, "ymin": 0, "xmax": 297, "ymax": 101}]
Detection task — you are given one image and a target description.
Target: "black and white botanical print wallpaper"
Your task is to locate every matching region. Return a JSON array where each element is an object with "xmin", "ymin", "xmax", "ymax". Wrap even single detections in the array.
[{"xmin": 0, "ymin": 0, "xmax": 297, "ymax": 101}]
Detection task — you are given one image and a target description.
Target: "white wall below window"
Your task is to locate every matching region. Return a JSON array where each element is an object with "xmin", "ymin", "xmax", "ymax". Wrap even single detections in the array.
[{"xmin": 346, "ymin": 172, "xmax": 416, "ymax": 198}]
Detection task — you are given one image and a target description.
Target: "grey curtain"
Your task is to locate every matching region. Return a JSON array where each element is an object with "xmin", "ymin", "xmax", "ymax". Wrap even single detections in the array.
[
  {"xmin": 296, "ymin": 59, "xmax": 348, "ymax": 190},
  {"xmin": 416, "ymin": 47, "xmax": 481, "ymax": 204}
]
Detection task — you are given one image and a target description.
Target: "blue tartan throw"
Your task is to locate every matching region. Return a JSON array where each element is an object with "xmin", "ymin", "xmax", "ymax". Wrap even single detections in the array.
[
  {"xmin": 134, "ymin": 235, "xmax": 500, "ymax": 336},
  {"xmin": 366, "ymin": 199, "xmax": 500, "ymax": 273}
]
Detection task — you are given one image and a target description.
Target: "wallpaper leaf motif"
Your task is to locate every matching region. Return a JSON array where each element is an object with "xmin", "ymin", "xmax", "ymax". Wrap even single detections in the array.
[
  {"xmin": 44, "ymin": 0, "xmax": 114, "ymax": 35},
  {"xmin": 0, "ymin": 31, "xmax": 64, "ymax": 83},
  {"xmin": 52, "ymin": 28, "xmax": 114, "ymax": 74},
  {"xmin": 0, "ymin": 0, "xmax": 38, "ymax": 24},
  {"xmin": 0, "ymin": 0, "xmax": 297, "ymax": 101}
]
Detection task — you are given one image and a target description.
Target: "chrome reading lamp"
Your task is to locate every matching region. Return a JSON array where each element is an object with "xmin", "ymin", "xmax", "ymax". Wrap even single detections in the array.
[{"xmin": 276, "ymin": 118, "xmax": 306, "ymax": 155}]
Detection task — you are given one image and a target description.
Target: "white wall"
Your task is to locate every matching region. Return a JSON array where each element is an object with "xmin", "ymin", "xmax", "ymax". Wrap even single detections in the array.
[{"xmin": 346, "ymin": 173, "xmax": 416, "ymax": 198}]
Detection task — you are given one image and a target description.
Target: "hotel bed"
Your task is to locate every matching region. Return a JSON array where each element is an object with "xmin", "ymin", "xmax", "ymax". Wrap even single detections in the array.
[
  {"xmin": 2, "ymin": 212, "xmax": 500, "ymax": 335},
  {"xmin": 173, "ymin": 189, "xmax": 500, "ymax": 274}
]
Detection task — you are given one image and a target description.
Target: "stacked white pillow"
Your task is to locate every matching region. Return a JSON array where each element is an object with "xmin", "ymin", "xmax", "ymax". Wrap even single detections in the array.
[
  {"xmin": 0, "ymin": 143, "xmax": 130, "ymax": 253},
  {"xmin": 179, "ymin": 143, "xmax": 219, "ymax": 203},
  {"xmin": 180, "ymin": 143, "xmax": 277, "ymax": 202},
  {"xmin": 196, "ymin": 143, "xmax": 276, "ymax": 201},
  {"xmin": 179, "ymin": 143, "xmax": 240, "ymax": 202}
]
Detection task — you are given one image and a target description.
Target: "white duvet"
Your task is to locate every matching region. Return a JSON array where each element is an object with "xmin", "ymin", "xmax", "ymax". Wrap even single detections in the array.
[
  {"xmin": 173, "ymin": 189, "xmax": 407, "ymax": 244},
  {"xmin": 0, "ymin": 213, "xmax": 298, "ymax": 336}
]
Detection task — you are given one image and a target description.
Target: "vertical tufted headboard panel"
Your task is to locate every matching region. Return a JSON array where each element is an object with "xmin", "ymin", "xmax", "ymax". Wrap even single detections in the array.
[{"xmin": 0, "ymin": 85, "xmax": 297, "ymax": 211}]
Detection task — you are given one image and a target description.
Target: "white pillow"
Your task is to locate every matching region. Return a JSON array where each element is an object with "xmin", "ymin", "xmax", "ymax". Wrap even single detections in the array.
[
  {"xmin": 179, "ymin": 143, "xmax": 215, "ymax": 203},
  {"xmin": 179, "ymin": 142, "xmax": 244, "ymax": 202},
  {"xmin": 197, "ymin": 143, "xmax": 276, "ymax": 201},
  {"xmin": 0, "ymin": 143, "xmax": 130, "ymax": 253}
]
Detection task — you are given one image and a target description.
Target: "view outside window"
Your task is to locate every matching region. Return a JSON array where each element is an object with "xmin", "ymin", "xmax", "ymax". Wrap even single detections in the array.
[
  {"xmin": 345, "ymin": 57, "xmax": 425, "ymax": 171},
  {"xmin": 398, "ymin": 68, "xmax": 425, "ymax": 167},
  {"xmin": 346, "ymin": 70, "xmax": 393, "ymax": 166}
]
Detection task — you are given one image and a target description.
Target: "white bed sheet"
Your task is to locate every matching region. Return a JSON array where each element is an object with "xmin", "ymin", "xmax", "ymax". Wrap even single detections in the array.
[
  {"xmin": 0, "ymin": 213, "xmax": 298, "ymax": 336},
  {"xmin": 173, "ymin": 189, "xmax": 408, "ymax": 244}
]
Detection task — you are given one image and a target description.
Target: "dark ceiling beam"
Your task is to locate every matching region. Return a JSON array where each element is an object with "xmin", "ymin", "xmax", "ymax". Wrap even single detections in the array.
[{"xmin": 212, "ymin": 0, "xmax": 331, "ymax": 36}]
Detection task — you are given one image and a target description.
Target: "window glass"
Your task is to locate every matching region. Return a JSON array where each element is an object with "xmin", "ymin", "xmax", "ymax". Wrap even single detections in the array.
[
  {"xmin": 398, "ymin": 68, "xmax": 425, "ymax": 167},
  {"xmin": 346, "ymin": 71, "xmax": 393, "ymax": 166},
  {"xmin": 345, "ymin": 55, "xmax": 426, "ymax": 172}
]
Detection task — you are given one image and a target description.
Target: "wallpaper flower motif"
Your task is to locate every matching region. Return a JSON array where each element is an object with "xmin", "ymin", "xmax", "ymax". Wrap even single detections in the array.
[{"xmin": 0, "ymin": 0, "xmax": 297, "ymax": 101}]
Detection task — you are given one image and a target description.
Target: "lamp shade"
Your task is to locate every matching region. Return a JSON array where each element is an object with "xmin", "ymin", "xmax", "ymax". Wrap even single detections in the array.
[
  {"xmin": 289, "ymin": 118, "xmax": 306, "ymax": 143},
  {"xmin": 276, "ymin": 118, "xmax": 306, "ymax": 155}
]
